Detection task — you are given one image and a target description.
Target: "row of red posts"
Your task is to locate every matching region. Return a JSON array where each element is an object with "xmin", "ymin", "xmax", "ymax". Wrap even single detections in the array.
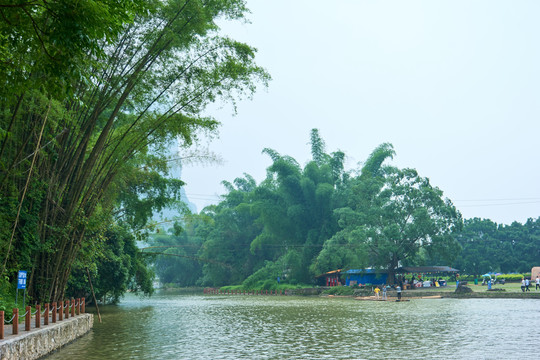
[
  {"xmin": 0, "ymin": 298, "xmax": 85, "ymax": 340},
  {"xmin": 203, "ymin": 288, "xmax": 285, "ymax": 296}
]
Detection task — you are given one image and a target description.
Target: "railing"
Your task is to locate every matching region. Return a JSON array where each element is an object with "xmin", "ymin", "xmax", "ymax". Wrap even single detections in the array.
[
  {"xmin": 0, "ymin": 298, "xmax": 85, "ymax": 340},
  {"xmin": 203, "ymin": 288, "xmax": 286, "ymax": 296}
]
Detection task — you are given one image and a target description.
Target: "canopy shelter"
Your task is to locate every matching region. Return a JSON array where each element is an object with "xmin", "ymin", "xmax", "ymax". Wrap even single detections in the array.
[
  {"xmin": 397, "ymin": 266, "xmax": 459, "ymax": 288},
  {"xmin": 398, "ymin": 266, "xmax": 459, "ymax": 274}
]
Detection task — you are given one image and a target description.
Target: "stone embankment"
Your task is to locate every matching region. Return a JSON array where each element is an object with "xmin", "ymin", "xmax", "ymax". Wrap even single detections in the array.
[{"xmin": 0, "ymin": 313, "xmax": 93, "ymax": 360}]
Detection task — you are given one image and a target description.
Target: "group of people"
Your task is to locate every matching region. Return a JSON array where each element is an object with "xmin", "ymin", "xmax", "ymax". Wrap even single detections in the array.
[
  {"xmin": 373, "ymin": 284, "xmax": 402, "ymax": 301},
  {"xmin": 373, "ymin": 285, "xmax": 388, "ymax": 300},
  {"xmin": 522, "ymin": 276, "xmax": 540, "ymax": 292}
]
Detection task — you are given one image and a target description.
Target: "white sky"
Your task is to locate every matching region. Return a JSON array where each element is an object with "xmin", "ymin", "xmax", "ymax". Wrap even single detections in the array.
[{"xmin": 180, "ymin": 0, "xmax": 540, "ymax": 225}]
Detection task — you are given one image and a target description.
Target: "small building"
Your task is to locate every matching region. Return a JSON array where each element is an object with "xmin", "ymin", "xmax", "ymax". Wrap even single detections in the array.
[
  {"xmin": 344, "ymin": 269, "xmax": 388, "ymax": 286},
  {"xmin": 315, "ymin": 269, "xmax": 342, "ymax": 287},
  {"xmin": 531, "ymin": 267, "xmax": 540, "ymax": 281}
]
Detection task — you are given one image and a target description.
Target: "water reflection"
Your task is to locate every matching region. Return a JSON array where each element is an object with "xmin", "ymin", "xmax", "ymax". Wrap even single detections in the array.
[{"xmin": 45, "ymin": 291, "xmax": 540, "ymax": 359}]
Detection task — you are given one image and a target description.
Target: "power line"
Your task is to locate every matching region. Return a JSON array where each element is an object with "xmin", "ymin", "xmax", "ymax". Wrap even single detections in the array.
[
  {"xmin": 458, "ymin": 200, "xmax": 540, "ymax": 208},
  {"xmin": 454, "ymin": 197, "xmax": 540, "ymax": 202}
]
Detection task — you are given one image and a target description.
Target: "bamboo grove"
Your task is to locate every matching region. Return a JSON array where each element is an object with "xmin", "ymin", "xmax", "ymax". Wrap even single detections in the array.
[{"xmin": 0, "ymin": 0, "xmax": 269, "ymax": 302}]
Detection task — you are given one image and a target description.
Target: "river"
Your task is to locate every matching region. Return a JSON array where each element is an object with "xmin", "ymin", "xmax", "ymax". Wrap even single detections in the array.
[{"xmin": 45, "ymin": 290, "xmax": 539, "ymax": 359}]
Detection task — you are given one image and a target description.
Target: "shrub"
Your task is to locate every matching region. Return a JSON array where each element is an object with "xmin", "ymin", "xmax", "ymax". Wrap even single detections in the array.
[{"xmin": 497, "ymin": 274, "xmax": 530, "ymax": 282}]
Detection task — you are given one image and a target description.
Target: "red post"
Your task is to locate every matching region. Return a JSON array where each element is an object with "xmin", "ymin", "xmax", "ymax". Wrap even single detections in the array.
[
  {"xmin": 44, "ymin": 304, "xmax": 49, "ymax": 325},
  {"xmin": 65, "ymin": 300, "xmax": 69, "ymax": 319},
  {"xmin": 58, "ymin": 301, "xmax": 63, "ymax": 321},
  {"xmin": 71, "ymin": 299, "xmax": 75, "ymax": 317},
  {"xmin": 52, "ymin": 302, "xmax": 57, "ymax": 323},
  {"xmin": 25, "ymin": 306, "xmax": 31, "ymax": 331},
  {"xmin": 35, "ymin": 304, "xmax": 41, "ymax": 328},
  {"xmin": 82, "ymin": 298, "xmax": 85, "ymax": 314},
  {"xmin": 265, "ymin": 290, "xmax": 268, "ymax": 295},
  {"xmin": 13, "ymin": 308, "xmax": 18, "ymax": 335},
  {"xmin": 77, "ymin": 298, "xmax": 80, "ymax": 315},
  {"xmin": 1, "ymin": 310, "xmax": 4, "ymax": 339}
]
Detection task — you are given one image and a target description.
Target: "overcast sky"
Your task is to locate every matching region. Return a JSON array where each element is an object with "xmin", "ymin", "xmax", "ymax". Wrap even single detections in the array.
[{"xmin": 180, "ymin": 0, "xmax": 540, "ymax": 225}]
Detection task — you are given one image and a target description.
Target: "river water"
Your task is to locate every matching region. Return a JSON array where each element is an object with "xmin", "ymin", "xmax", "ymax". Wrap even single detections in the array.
[{"xmin": 46, "ymin": 290, "xmax": 539, "ymax": 360}]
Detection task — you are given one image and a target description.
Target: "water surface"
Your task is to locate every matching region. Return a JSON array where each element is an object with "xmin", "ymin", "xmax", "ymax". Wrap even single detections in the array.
[{"xmin": 46, "ymin": 290, "xmax": 539, "ymax": 359}]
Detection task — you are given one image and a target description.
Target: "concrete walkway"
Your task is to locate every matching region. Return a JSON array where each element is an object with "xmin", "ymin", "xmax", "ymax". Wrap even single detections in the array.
[
  {"xmin": 1, "ymin": 313, "xmax": 93, "ymax": 360},
  {"xmin": 2, "ymin": 312, "xmax": 83, "ymax": 341}
]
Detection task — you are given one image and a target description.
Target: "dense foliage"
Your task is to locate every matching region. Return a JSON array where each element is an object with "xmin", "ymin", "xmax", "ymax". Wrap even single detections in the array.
[
  {"xmin": 0, "ymin": 0, "xmax": 268, "ymax": 302},
  {"xmin": 149, "ymin": 130, "xmax": 538, "ymax": 288},
  {"xmin": 453, "ymin": 218, "xmax": 540, "ymax": 274},
  {"xmin": 149, "ymin": 130, "xmax": 465, "ymax": 287}
]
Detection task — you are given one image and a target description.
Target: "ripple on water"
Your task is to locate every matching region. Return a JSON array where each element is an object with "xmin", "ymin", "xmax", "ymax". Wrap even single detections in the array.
[{"xmin": 44, "ymin": 295, "xmax": 539, "ymax": 360}]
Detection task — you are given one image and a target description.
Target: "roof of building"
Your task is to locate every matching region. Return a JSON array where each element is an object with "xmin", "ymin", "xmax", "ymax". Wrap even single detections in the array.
[
  {"xmin": 315, "ymin": 269, "xmax": 342, "ymax": 278},
  {"xmin": 317, "ymin": 266, "xmax": 459, "ymax": 277},
  {"xmin": 398, "ymin": 266, "xmax": 459, "ymax": 273},
  {"xmin": 345, "ymin": 269, "xmax": 389, "ymax": 274}
]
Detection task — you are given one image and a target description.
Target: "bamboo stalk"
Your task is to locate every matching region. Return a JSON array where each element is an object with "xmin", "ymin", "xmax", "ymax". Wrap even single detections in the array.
[{"xmin": 86, "ymin": 267, "xmax": 102, "ymax": 323}]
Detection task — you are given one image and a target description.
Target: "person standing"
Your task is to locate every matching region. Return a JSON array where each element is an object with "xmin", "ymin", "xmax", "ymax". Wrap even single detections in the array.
[
  {"xmin": 525, "ymin": 278, "xmax": 530, "ymax": 291},
  {"xmin": 536, "ymin": 276, "xmax": 540, "ymax": 290},
  {"xmin": 396, "ymin": 285, "xmax": 402, "ymax": 301},
  {"xmin": 521, "ymin": 278, "xmax": 526, "ymax": 292},
  {"xmin": 374, "ymin": 286, "xmax": 380, "ymax": 300},
  {"xmin": 382, "ymin": 285, "xmax": 387, "ymax": 300}
]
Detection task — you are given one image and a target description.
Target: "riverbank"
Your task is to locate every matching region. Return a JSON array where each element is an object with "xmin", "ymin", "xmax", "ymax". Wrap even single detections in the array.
[
  {"xmin": 314, "ymin": 283, "xmax": 540, "ymax": 300},
  {"xmin": 0, "ymin": 313, "xmax": 93, "ymax": 359},
  {"xmin": 188, "ymin": 283, "xmax": 540, "ymax": 299}
]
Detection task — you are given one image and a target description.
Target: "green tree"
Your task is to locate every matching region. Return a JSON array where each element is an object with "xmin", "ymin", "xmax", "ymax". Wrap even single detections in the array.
[
  {"xmin": 0, "ymin": 0, "xmax": 268, "ymax": 302},
  {"xmin": 452, "ymin": 217, "xmax": 539, "ymax": 274},
  {"xmin": 67, "ymin": 224, "xmax": 155, "ymax": 304},
  {"xmin": 315, "ymin": 144, "xmax": 462, "ymax": 283},
  {"xmin": 198, "ymin": 174, "xmax": 263, "ymax": 286},
  {"xmin": 248, "ymin": 129, "xmax": 345, "ymax": 284},
  {"xmin": 147, "ymin": 215, "xmax": 208, "ymax": 286}
]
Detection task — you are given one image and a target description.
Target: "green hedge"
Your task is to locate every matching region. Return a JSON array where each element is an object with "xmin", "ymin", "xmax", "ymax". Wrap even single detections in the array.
[
  {"xmin": 460, "ymin": 274, "xmax": 531, "ymax": 282},
  {"xmin": 497, "ymin": 274, "xmax": 530, "ymax": 282}
]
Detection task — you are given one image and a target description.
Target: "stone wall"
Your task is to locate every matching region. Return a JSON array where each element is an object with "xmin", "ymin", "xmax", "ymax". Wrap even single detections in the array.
[{"xmin": 0, "ymin": 314, "xmax": 93, "ymax": 360}]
